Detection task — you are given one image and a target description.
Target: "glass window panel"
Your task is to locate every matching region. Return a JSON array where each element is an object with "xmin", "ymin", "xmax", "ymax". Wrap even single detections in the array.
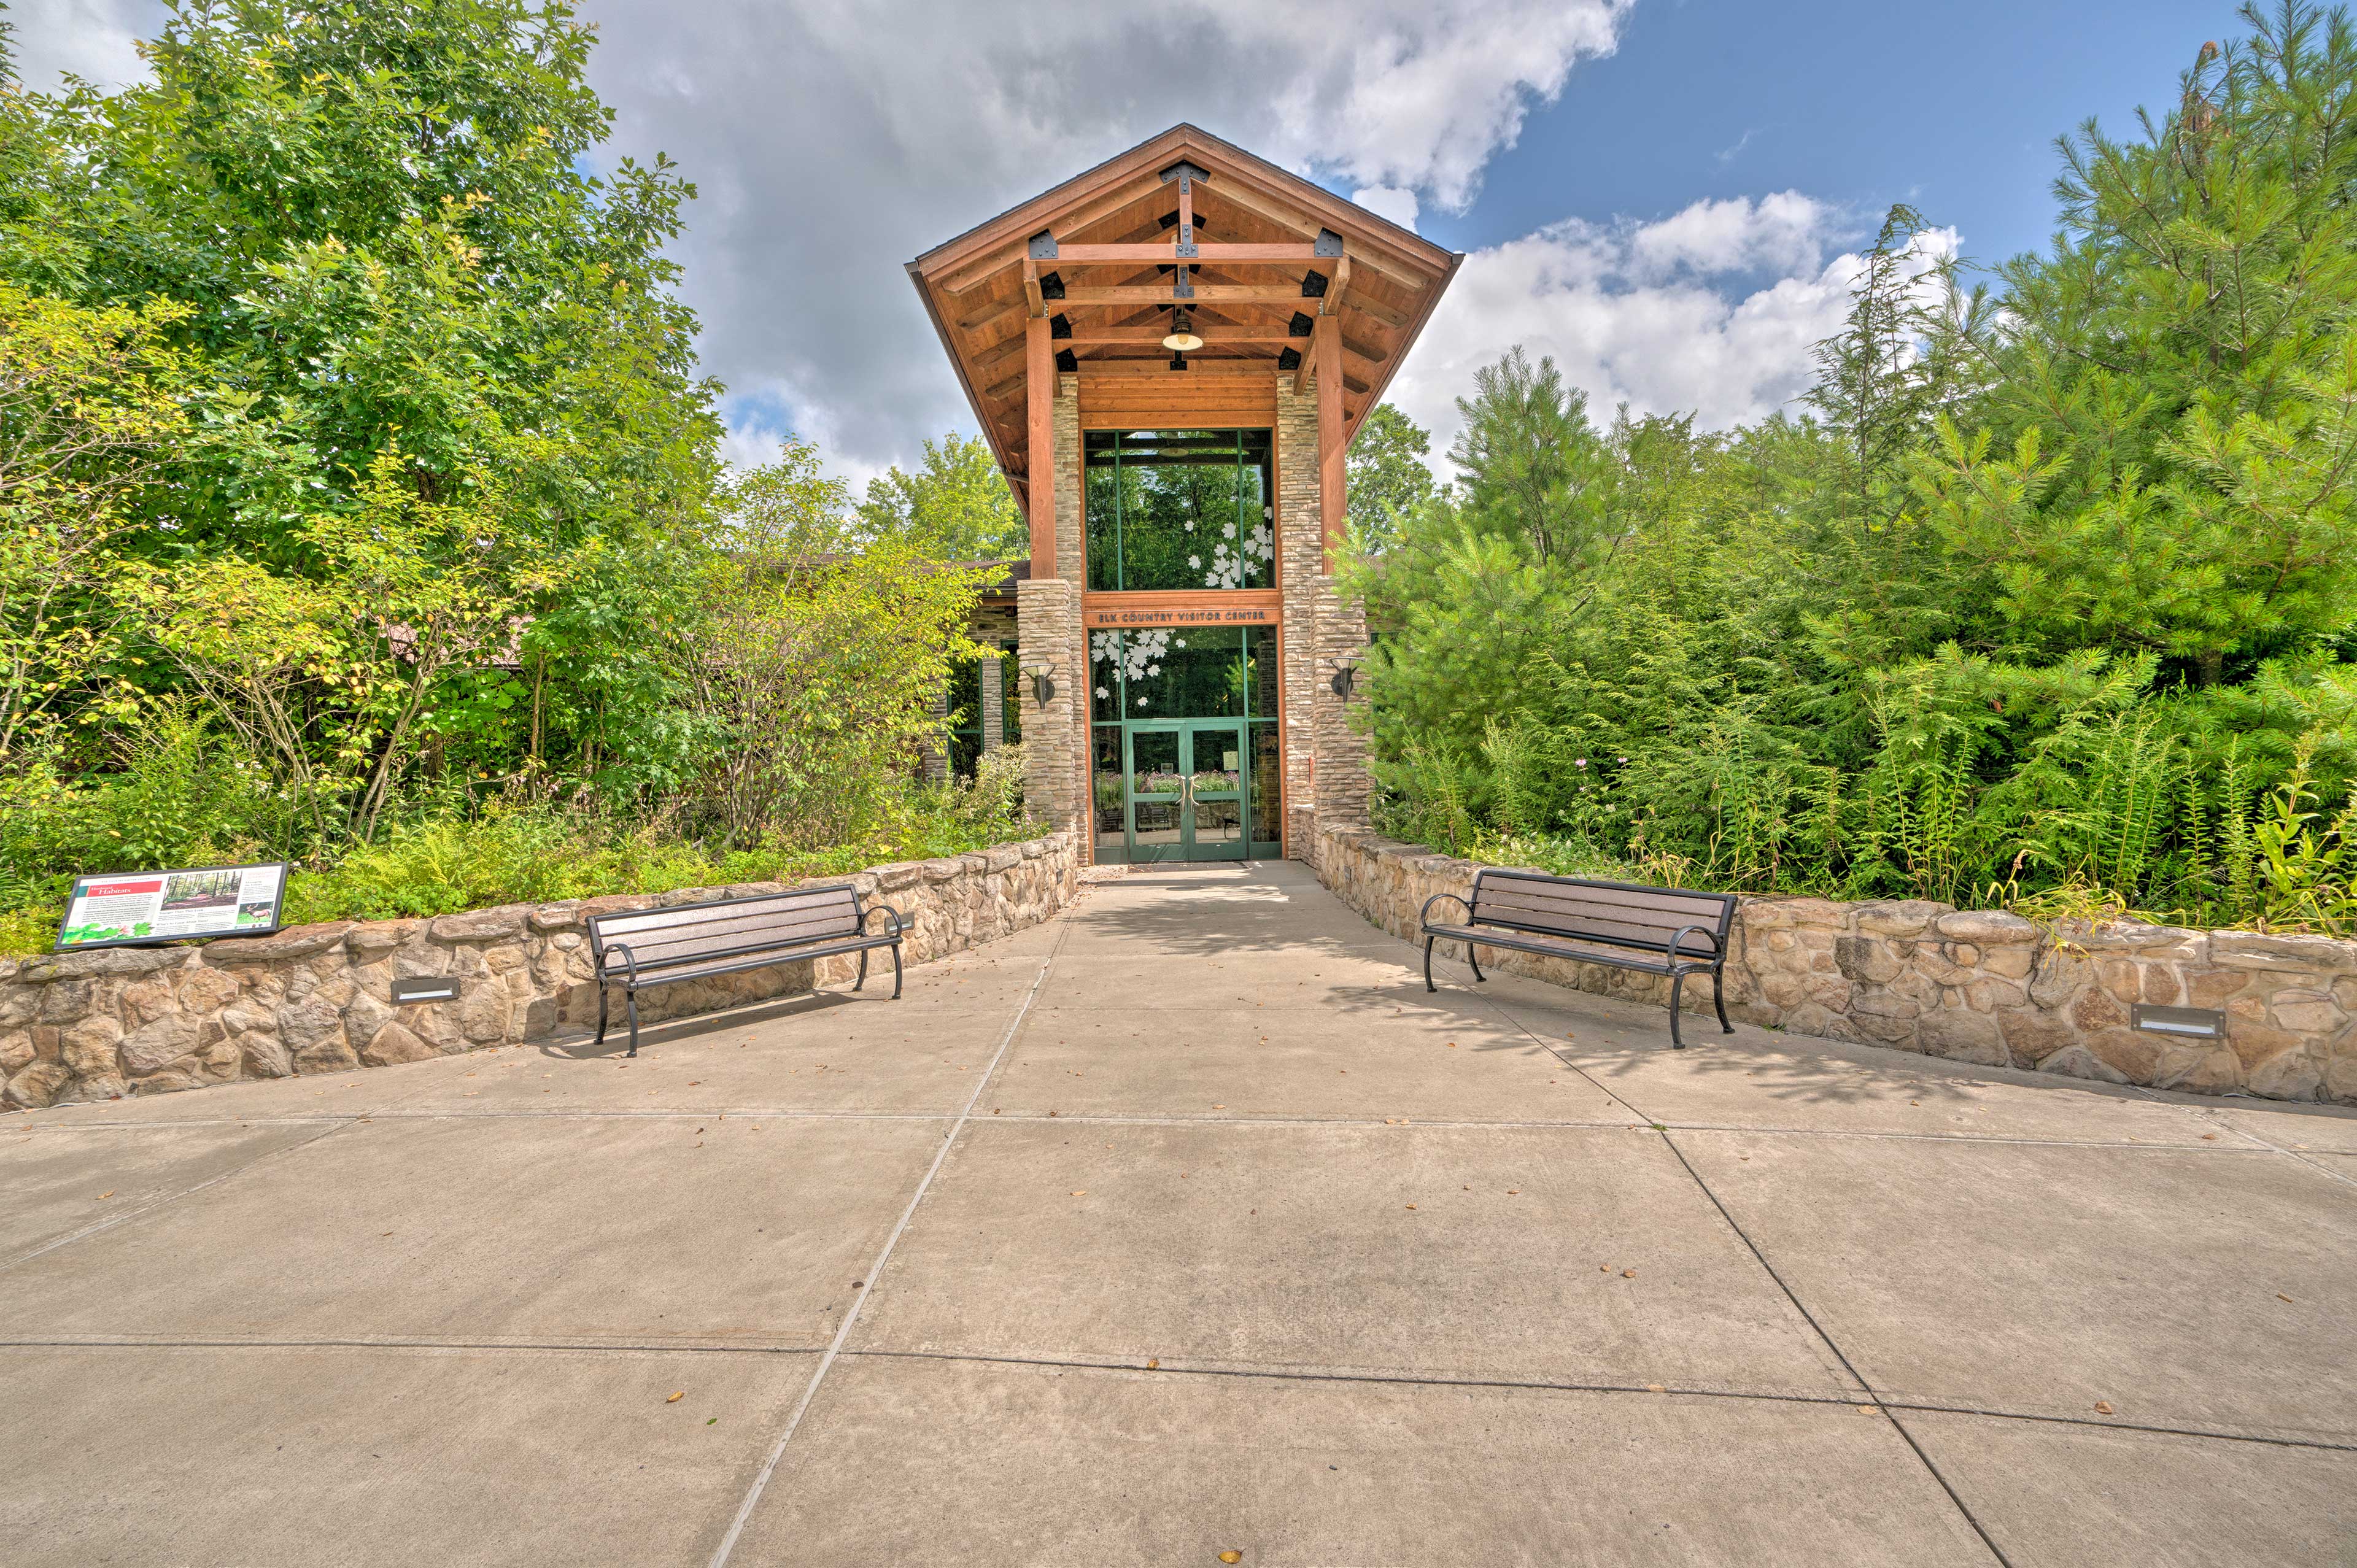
[
  {"xmin": 1092, "ymin": 727, "xmax": 1125, "ymax": 853},
  {"xmin": 1089, "ymin": 627, "xmax": 1247, "ymax": 719},
  {"xmin": 1083, "ymin": 429, "xmax": 1275, "ymax": 592}
]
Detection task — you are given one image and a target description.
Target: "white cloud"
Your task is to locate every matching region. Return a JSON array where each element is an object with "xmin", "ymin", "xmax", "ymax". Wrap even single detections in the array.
[
  {"xmin": 572, "ymin": 0, "xmax": 1630, "ymax": 478},
  {"xmin": 1387, "ymin": 195, "xmax": 1961, "ymax": 467},
  {"xmin": 8, "ymin": 0, "xmax": 1629, "ymax": 479},
  {"xmin": 1351, "ymin": 185, "xmax": 1420, "ymax": 233},
  {"xmin": 3, "ymin": 0, "xmax": 155, "ymax": 89}
]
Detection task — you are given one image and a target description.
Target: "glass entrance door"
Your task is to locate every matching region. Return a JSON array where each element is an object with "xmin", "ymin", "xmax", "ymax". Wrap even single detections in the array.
[{"xmin": 1124, "ymin": 721, "xmax": 1248, "ymax": 862}]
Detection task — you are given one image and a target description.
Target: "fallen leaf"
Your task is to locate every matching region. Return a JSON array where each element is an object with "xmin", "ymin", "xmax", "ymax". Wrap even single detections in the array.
[
  {"xmin": 1147, "ymin": 1358, "xmax": 1159, "ymax": 1369},
  {"xmin": 1645, "ymin": 1383, "xmax": 1665, "ymax": 1394},
  {"xmin": 1220, "ymin": 1554, "xmax": 1242, "ymax": 1564},
  {"xmin": 1404, "ymin": 1204, "xmax": 1417, "ymax": 1211},
  {"xmin": 2278, "ymin": 1293, "xmax": 2294, "ymax": 1303},
  {"xmin": 667, "ymin": 1392, "xmax": 684, "ymax": 1403},
  {"xmin": 98, "ymin": 1191, "xmax": 114, "ymax": 1199},
  {"xmin": 1856, "ymin": 1405, "xmax": 1878, "ymax": 1415},
  {"xmin": 1070, "ymin": 1191, "xmax": 1086, "ymax": 1197},
  {"xmin": 2093, "ymin": 1401, "xmax": 2113, "ymax": 1415},
  {"xmin": 1507, "ymin": 1189, "xmax": 1520, "ymax": 1195},
  {"xmin": 1622, "ymin": 1269, "xmax": 1636, "ymax": 1278},
  {"xmin": 1601, "ymin": 1265, "xmax": 1612, "ymax": 1273},
  {"xmin": 706, "ymin": 1417, "xmax": 717, "ymax": 1425}
]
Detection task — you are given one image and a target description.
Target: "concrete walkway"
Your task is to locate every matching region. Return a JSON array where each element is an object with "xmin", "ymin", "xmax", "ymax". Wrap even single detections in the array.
[{"xmin": 4, "ymin": 861, "xmax": 2353, "ymax": 1566}]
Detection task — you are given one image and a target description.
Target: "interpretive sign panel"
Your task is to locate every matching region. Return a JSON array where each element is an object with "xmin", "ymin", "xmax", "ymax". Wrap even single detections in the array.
[{"xmin": 55, "ymin": 862, "xmax": 289, "ymax": 951}]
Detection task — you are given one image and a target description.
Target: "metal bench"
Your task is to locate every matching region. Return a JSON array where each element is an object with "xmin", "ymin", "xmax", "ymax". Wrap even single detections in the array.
[
  {"xmin": 587, "ymin": 884, "xmax": 907, "ymax": 1057},
  {"xmin": 1420, "ymin": 869, "xmax": 1738, "ymax": 1048}
]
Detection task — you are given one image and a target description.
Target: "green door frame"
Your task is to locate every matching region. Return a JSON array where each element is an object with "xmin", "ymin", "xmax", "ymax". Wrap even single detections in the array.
[{"xmin": 1122, "ymin": 719, "xmax": 1249, "ymax": 863}]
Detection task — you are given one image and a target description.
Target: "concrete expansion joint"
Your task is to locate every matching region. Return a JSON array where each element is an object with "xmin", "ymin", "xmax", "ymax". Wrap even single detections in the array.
[{"xmin": 829, "ymin": 1348, "xmax": 2357, "ymax": 1456}]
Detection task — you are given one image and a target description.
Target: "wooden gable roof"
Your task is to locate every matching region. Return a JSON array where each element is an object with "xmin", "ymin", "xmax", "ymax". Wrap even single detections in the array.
[{"xmin": 907, "ymin": 124, "xmax": 1461, "ymax": 516}]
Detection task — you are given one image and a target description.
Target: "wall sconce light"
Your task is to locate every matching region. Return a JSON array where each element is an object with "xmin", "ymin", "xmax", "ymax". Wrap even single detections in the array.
[
  {"xmin": 1023, "ymin": 661, "xmax": 1059, "ymax": 709},
  {"xmin": 1328, "ymin": 657, "xmax": 1360, "ymax": 698}
]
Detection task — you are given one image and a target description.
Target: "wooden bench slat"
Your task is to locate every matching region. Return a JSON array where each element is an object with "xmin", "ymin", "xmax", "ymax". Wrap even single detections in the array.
[
  {"xmin": 1469, "ymin": 900, "xmax": 1724, "ymax": 954},
  {"xmin": 1474, "ymin": 878, "xmax": 1730, "ymax": 922},
  {"xmin": 605, "ymin": 906, "xmax": 864, "ymax": 959},
  {"xmin": 1423, "ymin": 924, "xmax": 1686, "ymax": 976},
  {"xmin": 594, "ymin": 890, "xmax": 857, "ymax": 939},
  {"xmin": 1474, "ymin": 892, "xmax": 1729, "ymax": 932}
]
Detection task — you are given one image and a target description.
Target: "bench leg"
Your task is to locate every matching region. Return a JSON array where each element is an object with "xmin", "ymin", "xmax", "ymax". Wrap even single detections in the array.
[
  {"xmin": 1668, "ymin": 972, "xmax": 1687, "ymax": 1049},
  {"xmin": 1423, "ymin": 935, "xmax": 1437, "ymax": 993},
  {"xmin": 1713, "ymin": 967, "xmax": 1732, "ymax": 1034},
  {"xmin": 1466, "ymin": 941, "xmax": 1485, "ymax": 983},
  {"xmin": 625, "ymin": 987, "xmax": 640, "ymax": 1059},
  {"xmin": 856, "ymin": 948, "xmax": 869, "ymax": 992},
  {"xmin": 890, "ymin": 941, "xmax": 903, "ymax": 999},
  {"xmin": 595, "ymin": 984, "xmax": 609, "ymax": 1048}
]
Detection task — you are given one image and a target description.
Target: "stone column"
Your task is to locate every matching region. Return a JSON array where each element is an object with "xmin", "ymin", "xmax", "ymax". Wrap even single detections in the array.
[
  {"xmin": 1276, "ymin": 371, "xmax": 1324, "ymax": 860},
  {"xmin": 1314, "ymin": 573, "xmax": 1372, "ymax": 835},
  {"xmin": 1016, "ymin": 579, "xmax": 1082, "ymax": 833}
]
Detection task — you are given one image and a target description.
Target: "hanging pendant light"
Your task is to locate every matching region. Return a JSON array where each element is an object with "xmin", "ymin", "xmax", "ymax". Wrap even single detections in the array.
[{"xmin": 1161, "ymin": 307, "xmax": 1203, "ymax": 353}]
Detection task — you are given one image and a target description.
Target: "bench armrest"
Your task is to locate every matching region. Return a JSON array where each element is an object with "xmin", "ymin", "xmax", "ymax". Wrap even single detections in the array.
[
  {"xmin": 597, "ymin": 940, "xmax": 641, "ymax": 986},
  {"xmin": 861, "ymin": 903, "xmax": 908, "ymax": 940},
  {"xmin": 1663, "ymin": 924, "xmax": 1723, "ymax": 967},
  {"xmin": 1419, "ymin": 891, "xmax": 1474, "ymax": 927}
]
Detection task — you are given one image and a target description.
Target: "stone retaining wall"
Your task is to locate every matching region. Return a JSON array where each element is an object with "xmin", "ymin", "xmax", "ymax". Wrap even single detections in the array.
[
  {"xmin": 1314, "ymin": 826, "xmax": 2356, "ymax": 1105},
  {"xmin": 1, "ymin": 831, "xmax": 1080, "ymax": 1110}
]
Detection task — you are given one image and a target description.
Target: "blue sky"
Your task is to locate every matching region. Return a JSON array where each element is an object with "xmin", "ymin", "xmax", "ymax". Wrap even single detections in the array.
[
  {"xmin": 14, "ymin": 0, "xmax": 2251, "ymax": 483},
  {"xmin": 1450, "ymin": 0, "xmax": 2236, "ymax": 271}
]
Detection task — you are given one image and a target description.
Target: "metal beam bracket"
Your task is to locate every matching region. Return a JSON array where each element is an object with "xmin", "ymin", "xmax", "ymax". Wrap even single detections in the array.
[
  {"xmin": 1288, "ymin": 311, "xmax": 1316, "ymax": 337},
  {"xmin": 1314, "ymin": 228, "xmax": 1345, "ymax": 257},
  {"xmin": 1055, "ymin": 348, "xmax": 1078, "ymax": 374},
  {"xmin": 1300, "ymin": 271, "xmax": 1328, "ymax": 299},
  {"xmin": 1049, "ymin": 312, "xmax": 1071, "ymax": 339},
  {"xmin": 1038, "ymin": 270, "xmax": 1065, "ymax": 301},
  {"xmin": 1158, "ymin": 160, "xmax": 1211, "ymax": 187},
  {"xmin": 1028, "ymin": 229, "xmax": 1058, "ymax": 260}
]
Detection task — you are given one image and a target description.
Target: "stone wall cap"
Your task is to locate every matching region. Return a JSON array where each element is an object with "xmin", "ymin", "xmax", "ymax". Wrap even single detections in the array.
[
  {"xmin": 2057, "ymin": 918, "xmax": 2203, "ymax": 952},
  {"xmin": 428, "ymin": 906, "xmax": 529, "ymax": 943},
  {"xmin": 528, "ymin": 902, "xmax": 582, "ymax": 932},
  {"xmin": 1740, "ymin": 897, "xmax": 1852, "ymax": 930},
  {"xmin": 984, "ymin": 844, "xmax": 1022, "ymax": 873},
  {"xmin": 208, "ymin": 922, "xmax": 354, "ymax": 964},
  {"xmin": 922, "ymin": 857, "xmax": 967, "ymax": 881},
  {"xmin": 1932, "ymin": 909, "xmax": 2042, "ymax": 944},
  {"xmin": 1854, "ymin": 900, "xmax": 1954, "ymax": 937},
  {"xmin": 578, "ymin": 893, "xmax": 658, "ymax": 919},
  {"xmin": 19, "ymin": 944, "xmax": 193, "ymax": 981},
  {"xmin": 2210, "ymin": 930, "xmax": 2357, "ymax": 971},
  {"xmin": 347, "ymin": 919, "xmax": 422, "ymax": 956},
  {"xmin": 872, "ymin": 862, "xmax": 924, "ymax": 890}
]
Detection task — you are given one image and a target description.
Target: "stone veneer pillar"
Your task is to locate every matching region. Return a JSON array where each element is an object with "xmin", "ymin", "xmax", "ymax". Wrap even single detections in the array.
[
  {"xmin": 978, "ymin": 649, "xmax": 1004, "ymax": 754},
  {"xmin": 1276, "ymin": 372, "xmax": 1323, "ymax": 860},
  {"xmin": 1275, "ymin": 369, "xmax": 1372, "ymax": 862},
  {"xmin": 1018, "ymin": 373, "xmax": 1091, "ymax": 846}
]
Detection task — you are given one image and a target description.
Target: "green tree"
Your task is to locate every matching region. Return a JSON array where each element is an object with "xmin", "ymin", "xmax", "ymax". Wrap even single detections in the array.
[
  {"xmin": 1345, "ymin": 402, "xmax": 1436, "ymax": 552},
  {"xmin": 8, "ymin": 0, "xmax": 725, "ymax": 813},
  {"xmin": 1445, "ymin": 347, "xmax": 1619, "ymax": 566},
  {"xmin": 855, "ymin": 431, "xmax": 1025, "ymax": 559},
  {"xmin": 1910, "ymin": 1, "xmax": 2357, "ymax": 682}
]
